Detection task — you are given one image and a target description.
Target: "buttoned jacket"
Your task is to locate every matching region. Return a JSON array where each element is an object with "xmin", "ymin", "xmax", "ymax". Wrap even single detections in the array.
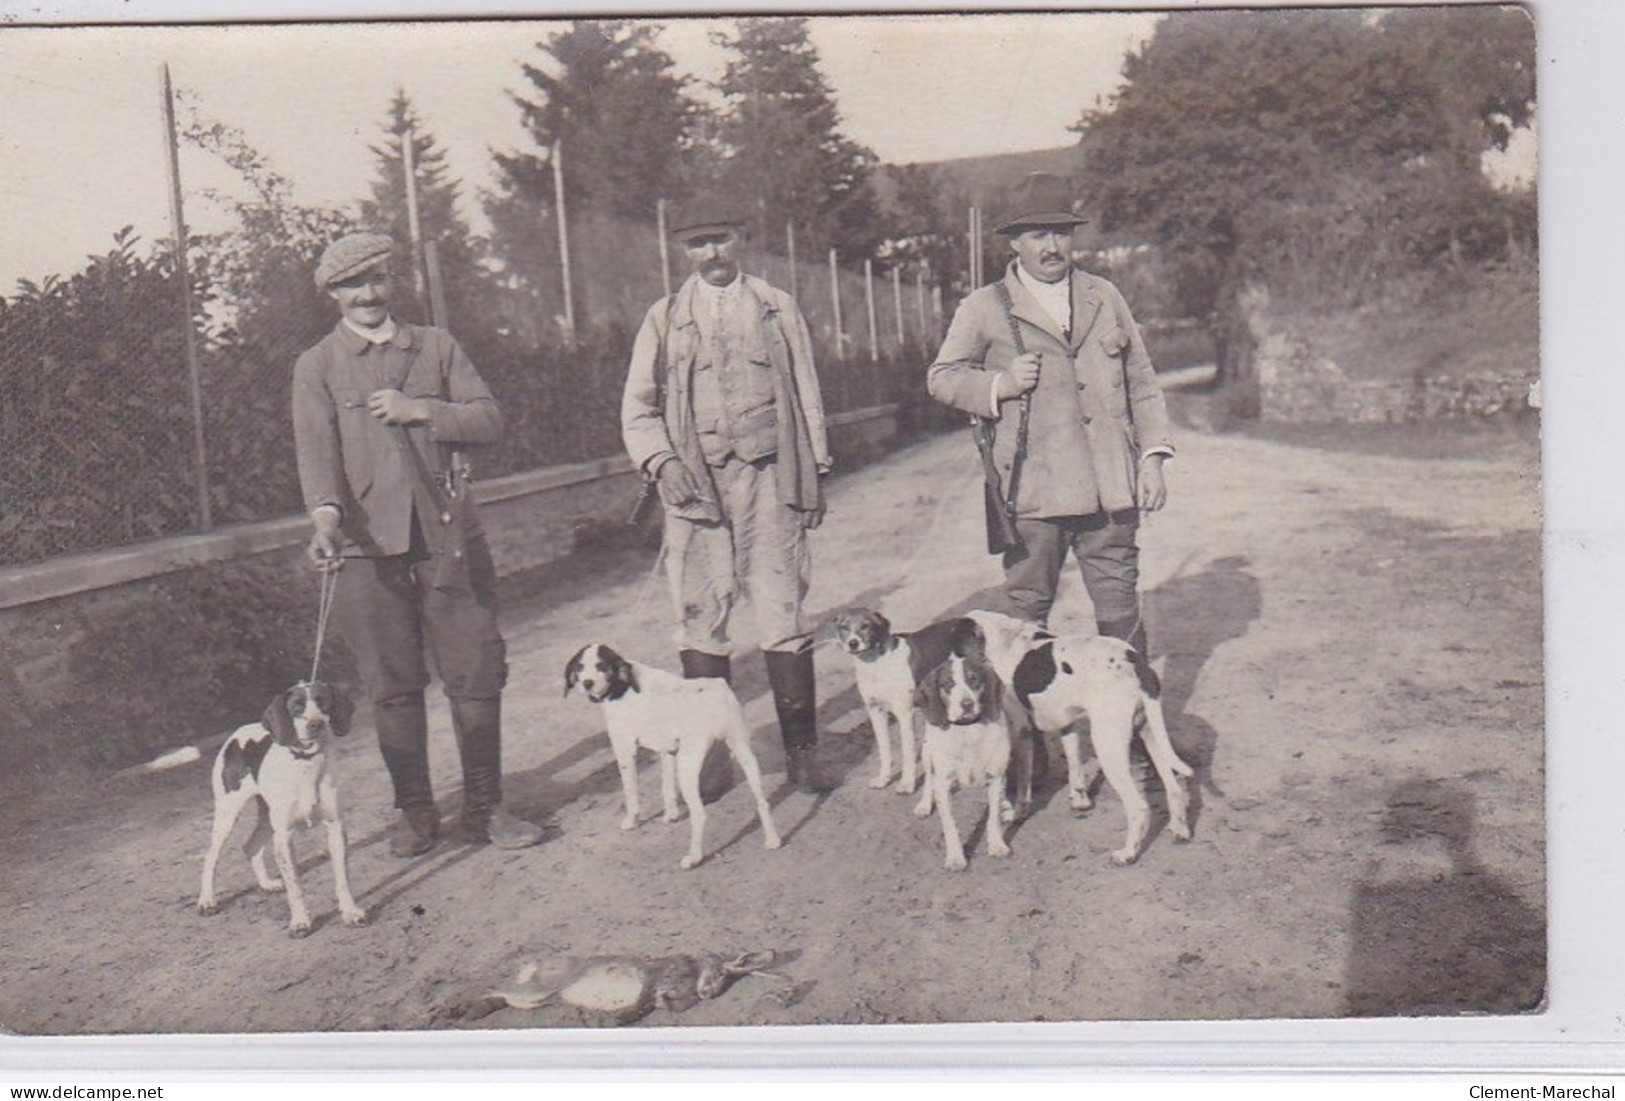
[
  {"xmin": 292, "ymin": 321, "xmax": 503, "ymax": 557},
  {"xmin": 927, "ymin": 263, "xmax": 1172, "ymax": 518}
]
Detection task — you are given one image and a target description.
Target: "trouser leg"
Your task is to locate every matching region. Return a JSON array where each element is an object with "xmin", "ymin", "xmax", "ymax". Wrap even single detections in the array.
[
  {"xmin": 1001, "ymin": 517, "xmax": 1068, "ymax": 626},
  {"xmin": 374, "ymin": 691, "xmax": 434, "ymax": 812},
  {"xmin": 1072, "ymin": 509, "xmax": 1148, "ymax": 654}
]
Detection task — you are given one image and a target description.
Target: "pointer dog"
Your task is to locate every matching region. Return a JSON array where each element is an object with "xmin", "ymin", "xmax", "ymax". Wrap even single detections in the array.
[
  {"xmin": 962, "ymin": 610, "xmax": 1194, "ymax": 865},
  {"xmin": 912, "ymin": 648, "xmax": 1016, "ymax": 871},
  {"xmin": 197, "ymin": 681, "xmax": 366, "ymax": 937},
  {"xmin": 564, "ymin": 644, "xmax": 782, "ymax": 869},
  {"xmin": 831, "ymin": 607, "xmax": 965, "ymax": 794}
]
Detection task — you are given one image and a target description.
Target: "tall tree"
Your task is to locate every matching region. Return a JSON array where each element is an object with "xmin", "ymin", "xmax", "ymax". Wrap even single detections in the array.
[
  {"xmin": 711, "ymin": 17, "xmax": 883, "ymax": 258},
  {"xmin": 491, "ymin": 20, "xmax": 696, "ymax": 223},
  {"xmin": 1071, "ymin": 7, "xmax": 1536, "ymax": 386},
  {"xmin": 359, "ymin": 89, "xmax": 482, "ymax": 330}
]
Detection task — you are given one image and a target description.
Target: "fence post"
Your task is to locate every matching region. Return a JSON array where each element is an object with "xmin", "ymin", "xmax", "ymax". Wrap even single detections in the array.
[
  {"xmin": 159, "ymin": 61, "xmax": 211, "ymax": 532},
  {"xmin": 828, "ymin": 248, "xmax": 844, "ymax": 361},
  {"xmin": 864, "ymin": 258, "xmax": 879, "ymax": 364},
  {"xmin": 915, "ymin": 265, "xmax": 928, "ymax": 341},
  {"xmin": 892, "ymin": 264, "xmax": 905, "ymax": 348},
  {"xmin": 550, "ymin": 139, "xmax": 575, "ymax": 340},
  {"xmin": 656, "ymin": 198, "xmax": 672, "ymax": 298},
  {"xmin": 402, "ymin": 122, "xmax": 428, "ymax": 304},
  {"xmin": 786, "ymin": 221, "xmax": 798, "ymax": 302}
]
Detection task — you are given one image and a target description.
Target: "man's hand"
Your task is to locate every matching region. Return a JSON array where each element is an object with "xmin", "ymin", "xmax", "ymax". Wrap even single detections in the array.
[
  {"xmin": 655, "ymin": 457, "xmax": 705, "ymax": 508},
  {"xmin": 1138, "ymin": 454, "xmax": 1168, "ymax": 512},
  {"xmin": 994, "ymin": 352, "xmax": 1042, "ymax": 401},
  {"xmin": 307, "ymin": 508, "xmax": 344, "ymax": 573},
  {"xmin": 368, "ymin": 388, "xmax": 430, "ymax": 425}
]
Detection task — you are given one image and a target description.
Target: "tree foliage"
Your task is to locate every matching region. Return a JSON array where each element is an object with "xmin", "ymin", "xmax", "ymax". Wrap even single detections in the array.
[
  {"xmin": 1072, "ymin": 6, "xmax": 1537, "ymax": 330},
  {"xmin": 709, "ymin": 17, "xmax": 884, "ymax": 258}
]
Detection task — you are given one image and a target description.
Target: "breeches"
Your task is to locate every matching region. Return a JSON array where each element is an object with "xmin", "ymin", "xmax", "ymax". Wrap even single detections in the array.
[
  {"xmin": 331, "ymin": 532, "xmax": 508, "ymax": 705},
  {"xmin": 664, "ymin": 455, "xmax": 810, "ymax": 655},
  {"xmin": 1002, "ymin": 510, "xmax": 1142, "ymax": 631}
]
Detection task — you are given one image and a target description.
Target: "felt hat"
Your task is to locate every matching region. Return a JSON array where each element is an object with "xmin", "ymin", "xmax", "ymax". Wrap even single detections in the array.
[
  {"xmin": 668, "ymin": 202, "xmax": 745, "ymax": 243},
  {"xmin": 314, "ymin": 232, "xmax": 396, "ymax": 289},
  {"xmin": 993, "ymin": 173, "xmax": 1088, "ymax": 235}
]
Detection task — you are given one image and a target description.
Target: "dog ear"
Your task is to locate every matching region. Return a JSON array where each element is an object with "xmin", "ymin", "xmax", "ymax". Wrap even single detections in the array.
[
  {"xmin": 950, "ymin": 617, "xmax": 986, "ymax": 658},
  {"xmin": 873, "ymin": 610, "xmax": 890, "ymax": 635},
  {"xmin": 263, "ymin": 687, "xmax": 299, "ymax": 746},
  {"xmin": 563, "ymin": 646, "xmax": 588, "ymax": 697},
  {"xmin": 978, "ymin": 660, "xmax": 1005, "ymax": 721},
  {"xmin": 327, "ymin": 684, "xmax": 356, "ymax": 738},
  {"xmin": 914, "ymin": 663, "xmax": 951, "ymax": 729}
]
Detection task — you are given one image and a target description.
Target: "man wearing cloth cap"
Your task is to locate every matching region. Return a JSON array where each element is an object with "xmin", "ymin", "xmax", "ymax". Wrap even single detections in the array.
[
  {"xmin": 928, "ymin": 174, "xmax": 1173, "ymax": 652},
  {"xmin": 293, "ymin": 232, "xmax": 542, "ymax": 856},
  {"xmin": 621, "ymin": 205, "xmax": 836, "ymax": 792}
]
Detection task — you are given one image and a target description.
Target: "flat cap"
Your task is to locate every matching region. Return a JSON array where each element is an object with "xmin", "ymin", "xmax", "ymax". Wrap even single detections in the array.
[
  {"xmin": 314, "ymin": 232, "xmax": 396, "ymax": 289},
  {"xmin": 993, "ymin": 173, "xmax": 1088, "ymax": 235},
  {"xmin": 669, "ymin": 201, "xmax": 745, "ymax": 243}
]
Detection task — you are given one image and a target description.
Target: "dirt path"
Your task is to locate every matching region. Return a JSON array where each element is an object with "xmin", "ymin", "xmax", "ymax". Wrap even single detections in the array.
[{"xmin": 0, "ymin": 408, "xmax": 1543, "ymax": 1034}]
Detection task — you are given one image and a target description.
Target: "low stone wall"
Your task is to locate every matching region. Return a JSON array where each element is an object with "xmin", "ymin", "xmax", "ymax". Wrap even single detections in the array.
[{"xmin": 0, "ymin": 405, "xmax": 903, "ymax": 762}]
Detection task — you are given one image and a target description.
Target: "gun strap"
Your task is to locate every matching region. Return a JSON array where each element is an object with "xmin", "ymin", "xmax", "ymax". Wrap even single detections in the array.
[{"xmin": 992, "ymin": 280, "xmax": 1034, "ymax": 519}]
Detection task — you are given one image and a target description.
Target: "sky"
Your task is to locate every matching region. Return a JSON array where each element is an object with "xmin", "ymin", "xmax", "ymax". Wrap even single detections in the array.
[{"xmin": 0, "ymin": 13, "xmax": 1160, "ymax": 290}]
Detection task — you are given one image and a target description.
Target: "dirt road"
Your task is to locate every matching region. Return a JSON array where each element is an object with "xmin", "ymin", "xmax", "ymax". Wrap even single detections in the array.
[{"xmin": 0, "ymin": 399, "xmax": 1543, "ymax": 1034}]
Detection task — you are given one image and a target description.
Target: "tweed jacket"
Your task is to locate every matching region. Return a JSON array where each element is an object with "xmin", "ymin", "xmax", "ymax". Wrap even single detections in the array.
[
  {"xmin": 622, "ymin": 273, "xmax": 830, "ymax": 523},
  {"xmin": 927, "ymin": 263, "xmax": 1172, "ymax": 518},
  {"xmin": 292, "ymin": 321, "xmax": 503, "ymax": 557}
]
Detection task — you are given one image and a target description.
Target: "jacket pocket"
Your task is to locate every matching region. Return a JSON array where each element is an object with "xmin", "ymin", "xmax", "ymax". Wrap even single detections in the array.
[
  {"xmin": 334, "ymin": 388, "xmax": 375, "ymax": 496},
  {"xmin": 1099, "ymin": 325, "xmax": 1131, "ymax": 358}
]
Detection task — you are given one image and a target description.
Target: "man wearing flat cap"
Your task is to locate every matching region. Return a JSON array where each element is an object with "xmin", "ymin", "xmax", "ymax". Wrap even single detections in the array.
[
  {"xmin": 928, "ymin": 173, "xmax": 1174, "ymax": 652},
  {"xmin": 292, "ymin": 231, "xmax": 542, "ymax": 857},
  {"xmin": 621, "ymin": 204, "xmax": 836, "ymax": 792}
]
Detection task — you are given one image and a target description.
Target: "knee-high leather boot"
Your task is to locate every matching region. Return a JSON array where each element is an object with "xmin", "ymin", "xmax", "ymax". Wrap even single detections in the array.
[
  {"xmin": 449, "ymin": 696, "xmax": 541, "ymax": 849},
  {"xmin": 374, "ymin": 692, "xmax": 439, "ymax": 857},
  {"xmin": 679, "ymin": 649, "xmax": 732, "ymax": 683},
  {"xmin": 764, "ymin": 647, "xmax": 836, "ymax": 793}
]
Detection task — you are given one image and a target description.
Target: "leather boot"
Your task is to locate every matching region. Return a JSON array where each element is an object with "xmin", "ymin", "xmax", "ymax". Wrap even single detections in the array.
[
  {"xmin": 450, "ymin": 696, "xmax": 542, "ymax": 850},
  {"xmin": 681, "ymin": 649, "xmax": 735, "ymax": 800},
  {"xmin": 764, "ymin": 647, "xmax": 836, "ymax": 793},
  {"xmin": 375, "ymin": 693, "xmax": 439, "ymax": 857}
]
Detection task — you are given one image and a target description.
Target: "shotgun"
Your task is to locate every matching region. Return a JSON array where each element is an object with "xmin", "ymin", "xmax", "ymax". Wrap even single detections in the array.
[{"xmin": 970, "ymin": 410, "xmax": 1024, "ymax": 556}]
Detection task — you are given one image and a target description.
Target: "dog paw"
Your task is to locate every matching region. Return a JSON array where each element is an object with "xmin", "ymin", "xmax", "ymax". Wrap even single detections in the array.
[
  {"xmin": 868, "ymin": 774, "xmax": 891, "ymax": 789},
  {"xmin": 1110, "ymin": 847, "xmax": 1140, "ymax": 867},
  {"xmin": 679, "ymin": 852, "xmax": 703, "ymax": 870},
  {"xmin": 663, "ymin": 810, "xmax": 683, "ymax": 824},
  {"xmin": 912, "ymin": 799, "xmax": 933, "ymax": 819},
  {"xmin": 258, "ymin": 879, "xmax": 286, "ymax": 894},
  {"xmin": 196, "ymin": 899, "xmax": 220, "ymax": 917},
  {"xmin": 763, "ymin": 835, "xmax": 783, "ymax": 851},
  {"xmin": 893, "ymin": 777, "xmax": 917, "ymax": 795},
  {"xmin": 1171, "ymin": 819, "xmax": 1193, "ymax": 842},
  {"xmin": 944, "ymin": 853, "xmax": 968, "ymax": 872},
  {"xmin": 288, "ymin": 920, "xmax": 313, "ymax": 939},
  {"xmin": 1068, "ymin": 790, "xmax": 1094, "ymax": 815},
  {"xmin": 619, "ymin": 815, "xmax": 639, "ymax": 831},
  {"xmin": 988, "ymin": 840, "xmax": 1011, "ymax": 858},
  {"xmin": 342, "ymin": 908, "xmax": 369, "ymax": 927}
]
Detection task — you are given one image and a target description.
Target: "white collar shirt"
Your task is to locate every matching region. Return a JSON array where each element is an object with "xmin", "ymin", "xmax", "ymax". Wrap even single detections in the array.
[{"xmin": 1014, "ymin": 263, "xmax": 1073, "ymax": 338}]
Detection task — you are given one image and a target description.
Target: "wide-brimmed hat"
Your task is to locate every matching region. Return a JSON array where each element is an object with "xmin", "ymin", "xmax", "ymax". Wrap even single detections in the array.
[
  {"xmin": 668, "ymin": 201, "xmax": 745, "ymax": 243},
  {"xmin": 314, "ymin": 232, "xmax": 396, "ymax": 289},
  {"xmin": 993, "ymin": 173, "xmax": 1088, "ymax": 235}
]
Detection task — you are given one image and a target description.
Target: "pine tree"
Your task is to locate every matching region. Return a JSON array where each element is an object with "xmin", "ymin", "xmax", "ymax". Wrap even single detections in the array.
[{"xmin": 711, "ymin": 17, "xmax": 883, "ymax": 259}]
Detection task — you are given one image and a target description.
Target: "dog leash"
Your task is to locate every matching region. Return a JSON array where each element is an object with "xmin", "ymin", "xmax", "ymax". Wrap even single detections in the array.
[{"xmin": 307, "ymin": 566, "xmax": 339, "ymax": 685}]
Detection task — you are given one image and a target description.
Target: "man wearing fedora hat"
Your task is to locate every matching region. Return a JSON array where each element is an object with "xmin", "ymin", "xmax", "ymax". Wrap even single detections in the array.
[
  {"xmin": 927, "ymin": 173, "xmax": 1174, "ymax": 652},
  {"xmin": 621, "ymin": 204, "xmax": 837, "ymax": 793},
  {"xmin": 292, "ymin": 231, "xmax": 543, "ymax": 857}
]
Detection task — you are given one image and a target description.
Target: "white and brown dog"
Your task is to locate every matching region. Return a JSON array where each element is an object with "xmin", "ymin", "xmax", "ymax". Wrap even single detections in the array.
[
  {"xmin": 963, "ymin": 610, "xmax": 1194, "ymax": 865},
  {"xmin": 911, "ymin": 647, "xmax": 1017, "ymax": 871},
  {"xmin": 197, "ymin": 681, "xmax": 367, "ymax": 937},
  {"xmin": 563, "ymin": 643, "xmax": 782, "ymax": 870},
  {"xmin": 831, "ymin": 607, "xmax": 964, "ymax": 794}
]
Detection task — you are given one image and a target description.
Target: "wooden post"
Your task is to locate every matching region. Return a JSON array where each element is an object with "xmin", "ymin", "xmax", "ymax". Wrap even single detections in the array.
[
  {"xmin": 159, "ymin": 62, "xmax": 211, "ymax": 532},
  {"xmin": 550, "ymin": 139, "xmax": 575, "ymax": 339},
  {"xmin": 656, "ymin": 198, "xmax": 672, "ymax": 298},
  {"xmin": 424, "ymin": 240, "xmax": 449, "ymax": 330},
  {"xmin": 915, "ymin": 264, "xmax": 928, "ymax": 339},
  {"xmin": 863, "ymin": 258, "xmax": 879, "ymax": 363},
  {"xmin": 401, "ymin": 122, "xmax": 427, "ymax": 303},
  {"xmin": 828, "ymin": 248, "xmax": 844, "ymax": 361},
  {"xmin": 786, "ymin": 221, "xmax": 798, "ymax": 301},
  {"xmin": 891, "ymin": 264, "xmax": 905, "ymax": 347}
]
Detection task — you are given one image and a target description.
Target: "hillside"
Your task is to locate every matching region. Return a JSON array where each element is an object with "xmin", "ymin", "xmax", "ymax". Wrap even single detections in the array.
[{"xmin": 878, "ymin": 144, "xmax": 1078, "ymax": 207}]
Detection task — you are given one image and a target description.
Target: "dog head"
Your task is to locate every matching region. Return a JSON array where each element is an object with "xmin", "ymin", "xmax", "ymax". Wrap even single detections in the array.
[
  {"xmin": 831, "ymin": 607, "xmax": 892, "ymax": 657},
  {"xmin": 958, "ymin": 610, "xmax": 1053, "ymax": 684},
  {"xmin": 263, "ymin": 680, "xmax": 350, "ymax": 753},
  {"xmin": 915, "ymin": 652, "xmax": 1003, "ymax": 728},
  {"xmin": 563, "ymin": 643, "xmax": 639, "ymax": 703}
]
